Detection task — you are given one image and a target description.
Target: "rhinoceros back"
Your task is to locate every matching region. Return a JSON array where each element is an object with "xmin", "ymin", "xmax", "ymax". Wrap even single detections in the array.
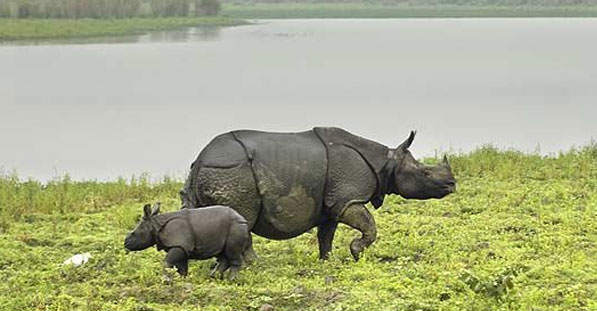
[{"xmin": 188, "ymin": 130, "xmax": 327, "ymax": 240}]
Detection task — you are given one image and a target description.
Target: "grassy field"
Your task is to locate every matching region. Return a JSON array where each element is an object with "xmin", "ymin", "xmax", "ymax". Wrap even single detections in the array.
[
  {"xmin": 222, "ymin": 3, "xmax": 597, "ymax": 19},
  {"xmin": 0, "ymin": 16, "xmax": 245, "ymax": 41},
  {"xmin": 1, "ymin": 146, "xmax": 596, "ymax": 310}
]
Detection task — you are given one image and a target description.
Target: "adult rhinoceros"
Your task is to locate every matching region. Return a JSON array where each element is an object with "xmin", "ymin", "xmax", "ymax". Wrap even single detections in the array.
[{"xmin": 180, "ymin": 127, "xmax": 455, "ymax": 261}]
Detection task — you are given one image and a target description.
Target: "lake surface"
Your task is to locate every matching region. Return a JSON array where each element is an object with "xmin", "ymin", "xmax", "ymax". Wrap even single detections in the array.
[{"xmin": 1, "ymin": 18, "xmax": 596, "ymax": 182}]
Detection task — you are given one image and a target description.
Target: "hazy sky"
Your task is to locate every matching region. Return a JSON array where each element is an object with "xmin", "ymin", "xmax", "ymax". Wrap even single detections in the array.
[{"xmin": 1, "ymin": 19, "xmax": 596, "ymax": 182}]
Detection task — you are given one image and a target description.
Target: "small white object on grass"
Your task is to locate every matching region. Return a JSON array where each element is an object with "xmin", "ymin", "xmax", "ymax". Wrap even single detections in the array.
[{"xmin": 63, "ymin": 252, "xmax": 92, "ymax": 267}]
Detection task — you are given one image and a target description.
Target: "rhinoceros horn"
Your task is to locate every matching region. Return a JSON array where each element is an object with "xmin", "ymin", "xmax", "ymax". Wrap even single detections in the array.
[{"xmin": 398, "ymin": 130, "xmax": 416, "ymax": 151}]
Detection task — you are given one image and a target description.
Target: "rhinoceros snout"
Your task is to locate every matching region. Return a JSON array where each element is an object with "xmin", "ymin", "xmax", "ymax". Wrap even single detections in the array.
[
  {"xmin": 124, "ymin": 234, "xmax": 134, "ymax": 251},
  {"xmin": 444, "ymin": 180, "xmax": 456, "ymax": 193}
]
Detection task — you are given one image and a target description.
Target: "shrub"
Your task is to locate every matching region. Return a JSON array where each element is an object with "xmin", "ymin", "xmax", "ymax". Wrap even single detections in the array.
[
  {"xmin": 0, "ymin": 0, "xmax": 11, "ymax": 17},
  {"xmin": 196, "ymin": 0, "xmax": 220, "ymax": 16},
  {"xmin": 150, "ymin": 0, "xmax": 191, "ymax": 17}
]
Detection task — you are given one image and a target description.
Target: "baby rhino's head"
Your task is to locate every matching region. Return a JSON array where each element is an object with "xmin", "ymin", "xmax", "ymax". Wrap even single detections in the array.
[{"xmin": 124, "ymin": 203, "xmax": 160, "ymax": 251}]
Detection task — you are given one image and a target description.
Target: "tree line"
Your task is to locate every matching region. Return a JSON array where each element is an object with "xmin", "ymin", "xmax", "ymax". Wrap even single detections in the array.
[
  {"xmin": 1, "ymin": 0, "xmax": 595, "ymax": 19},
  {"xmin": 0, "ymin": 0, "xmax": 221, "ymax": 18}
]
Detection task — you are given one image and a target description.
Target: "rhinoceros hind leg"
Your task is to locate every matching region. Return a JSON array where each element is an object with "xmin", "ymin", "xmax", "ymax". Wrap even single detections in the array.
[
  {"xmin": 242, "ymin": 233, "xmax": 258, "ymax": 264},
  {"xmin": 227, "ymin": 266, "xmax": 241, "ymax": 281},
  {"xmin": 208, "ymin": 260, "xmax": 219, "ymax": 277},
  {"xmin": 216, "ymin": 222, "xmax": 247, "ymax": 280},
  {"xmin": 338, "ymin": 204, "xmax": 377, "ymax": 261},
  {"xmin": 225, "ymin": 225, "xmax": 248, "ymax": 266},
  {"xmin": 209, "ymin": 255, "xmax": 230, "ymax": 279},
  {"xmin": 317, "ymin": 221, "xmax": 338, "ymax": 260}
]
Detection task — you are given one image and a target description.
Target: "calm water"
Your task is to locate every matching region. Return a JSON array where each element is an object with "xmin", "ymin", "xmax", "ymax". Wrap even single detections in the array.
[{"xmin": 1, "ymin": 19, "xmax": 596, "ymax": 182}]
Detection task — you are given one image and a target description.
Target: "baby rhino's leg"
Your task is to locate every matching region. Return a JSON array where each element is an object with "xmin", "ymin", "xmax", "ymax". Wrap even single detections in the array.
[
  {"xmin": 209, "ymin": 255, "xmax": 229, "ymax": 279},
  {"xmin": 224, "ymin": 222, "xmax": 249, "ymax": 280},
  {"xmin": 242, "ymin": 233, "xmax": 256, "ymax": 264},
  {"xmin": 165, "ymin": 247, "xmax": 188, "ymax": 277}
]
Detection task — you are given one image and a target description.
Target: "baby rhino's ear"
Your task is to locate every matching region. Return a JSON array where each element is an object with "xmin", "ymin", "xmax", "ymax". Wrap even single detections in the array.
[
  {"xmin": 143, "ymin": 204, "xmax": 152, "ymax": 219},
  {"xmin": 151, "ymin": 202, "xmax": 161, "ymax": 216}
]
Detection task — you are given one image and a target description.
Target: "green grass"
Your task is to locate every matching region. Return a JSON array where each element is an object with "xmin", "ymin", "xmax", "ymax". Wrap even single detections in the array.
[
  {"xmin": 222, "ymin": 3, "xmax": 597, "ymax": 19},
  {"xmin": 1, "ymin": 145, "xmax": 596, "ymax": 310},
  {"xmin": 0, "ymin": 16, "xmax": 246, "ymax": 41}
]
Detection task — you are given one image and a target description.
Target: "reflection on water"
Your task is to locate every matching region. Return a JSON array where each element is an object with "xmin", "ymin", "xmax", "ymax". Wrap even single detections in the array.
[
  {"xmin": 1, "ymin": 26, "xmax": 223, "ymax": 46},
  {"xmin": 1, "ymin": 19, "xmax": 596, "ymax": 181},
  {"xmin": 138, "ymin": 26, "xmax": 222, "ymax": 43},
  {"xmin": 0, "ymin": 34, "xmax": 140, "ymax": 46}
]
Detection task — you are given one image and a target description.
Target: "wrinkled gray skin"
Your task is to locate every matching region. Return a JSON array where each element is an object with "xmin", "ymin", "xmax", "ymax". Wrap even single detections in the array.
[
  {"xmin": 124, "ymin": 203, "xmax": 251, "ymax": 280},
  {"xmin": 180, "ymin": 127, "xmax": 456, "ymax": 261}
]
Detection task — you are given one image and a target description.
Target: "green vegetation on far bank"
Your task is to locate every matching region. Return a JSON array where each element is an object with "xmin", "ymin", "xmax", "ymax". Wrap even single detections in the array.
[
  {"xmin": 0, "ymin": 16, "xmax": 246, "ymax": 41},
  {"xmin": 0, "ymin": 0, "xmax": 222, "ymax": 18},
  {"xmin": 1, "ymin": 145, "xmax": 596, "ymax": 310},
  {"xmin": 222, "ymin": 3, "xmax": 597, "ymax": 19},
  {"xmin": 3, "ymin": 3, "xmax": 597, "ymax": 42}
]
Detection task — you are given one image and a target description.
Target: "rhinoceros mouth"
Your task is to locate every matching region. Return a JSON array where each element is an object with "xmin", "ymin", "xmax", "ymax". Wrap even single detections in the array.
[
  {"xmin": 441, "ymin": 180, "xmax": 456, "ymax": 192},
  {"xmin": 443, "ymin": 185, "xmax": 456, "ymax": 192},
  {"xmin": 437, "ymin": 186, "xmax": 456, "ymax": 197}
]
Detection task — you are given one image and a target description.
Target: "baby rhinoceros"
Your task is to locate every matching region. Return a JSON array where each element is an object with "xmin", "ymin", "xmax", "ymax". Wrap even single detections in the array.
[{"xmin": 124, "ymin": 203, "xmax": 251, "ymax": 280}]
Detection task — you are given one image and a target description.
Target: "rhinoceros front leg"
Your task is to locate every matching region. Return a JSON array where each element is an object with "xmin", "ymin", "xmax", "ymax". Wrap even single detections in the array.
[
  {"xmin": 317, "ymin": 221, "xmax": 338, "ymax": 260},
  {"xmin": 164, "ymin": 247, "xmax": 189, "ymax": 277},
  {"xmin": 337, "ymin": 203, "xmax": 377, "ymax": 261}
]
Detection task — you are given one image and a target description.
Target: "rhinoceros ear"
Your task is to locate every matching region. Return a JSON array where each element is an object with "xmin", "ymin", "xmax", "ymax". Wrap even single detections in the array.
[
  {"xmin": 442, "ymin": 155, "xmax": 450, "ymax": 166},
  {"xmin": 151, "ymin": 202, "xmax": 161, "ymax": 216},
  {"xmin": 143, "ymin": 204, "xmax": 152, "ymax": 219},
  {"xmin": 398, "ymin": 130, "xmax": 416, "ymax": 151}
]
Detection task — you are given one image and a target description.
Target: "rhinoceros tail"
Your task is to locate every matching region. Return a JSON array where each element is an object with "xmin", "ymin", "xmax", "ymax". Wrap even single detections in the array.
[{"xmin": 180, "ymin": 164, "xmax": 203, "ymax": 209}]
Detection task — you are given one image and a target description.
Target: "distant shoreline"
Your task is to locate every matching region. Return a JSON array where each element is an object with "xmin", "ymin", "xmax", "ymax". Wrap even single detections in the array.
[
  {"xmin": 0, "ymin": 17, "xmax": 247, "ymax": 42},
  {"xmin": 1, "ymin": 4, "xmax": 597, "ymax": 42},
  {"xmin": 223, "ymin": 3, "xmax": 597, "ymax": 19}
]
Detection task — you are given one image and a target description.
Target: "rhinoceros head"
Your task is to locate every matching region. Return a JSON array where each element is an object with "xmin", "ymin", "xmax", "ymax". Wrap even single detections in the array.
[
  {"xmin": 124, "ymin": 203, "xmax": 160, "ymax": 251},
  {"xmin": 391, "ymin": 131, "xmax": 456, "ymax": 199}
]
